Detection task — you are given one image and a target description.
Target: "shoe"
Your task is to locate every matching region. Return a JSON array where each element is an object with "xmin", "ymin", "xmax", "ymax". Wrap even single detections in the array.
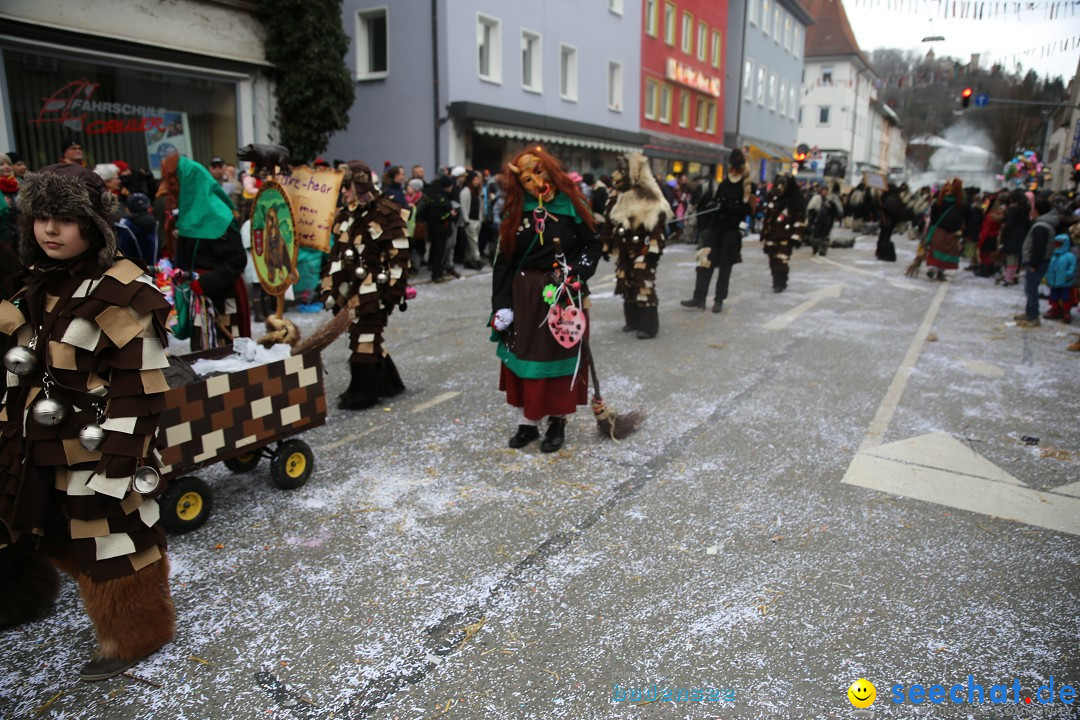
[
  {"xmin": 1044, "ymin": 310, "xmax": 1063, "ymax": 320},
  {"xmin": 508, "ymin": 425, "xmax": 540, "ymax": 449},
  {"xmin": 773, "ymin": 285, "xmax": 786, "ymax": 293},
  {"xmin": 80, "ymin": 656, "xmax": 138, "ymax": 682},
  {"xmin": 540, "ymin": 417, "xmax": 566, "ymax": 453},
  {"xmin": 1015, "ymin": 317, "xmax": 1041, "ymax": 328},
  {"xmin": 636, "ymin": 329, "xmax": 657, "ymax": 339},
  {"xmin": 712, "ymin": 302, "xmax": 723, "ymax": 314},
  {"xmin": 432, "ymin": 275, "xmax": 448, "ymax": 284},
  {"xmin": 1063, "ymin": 314, "xmax": 1072, "ymax": 325},
  {"xmin": 445, "ymin": 266, "xmax": 462, "ymax": 279},
  {"xmin": 680, "ymin": 299, "xmax": 705, "ymax": 310},
  {"xmin": 1013, "ymin": 313, "xmax": 1031, "ymax": 322},
  {"xmin": 622, "ymin": 324, "xmax": 636, "ymax": 332},
  {"xmin": 1068, "ymin": 336, "xmax": 1080, "ymax": 352}
]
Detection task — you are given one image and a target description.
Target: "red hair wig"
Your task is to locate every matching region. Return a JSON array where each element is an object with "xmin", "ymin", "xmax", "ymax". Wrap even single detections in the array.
[
  {"xmin": 935, "ymin": 178, "xmax": 963, "ymax": 209},
  {"xmin": 499, "ymin": 146, "xmax": 595, "ymax": 256}
]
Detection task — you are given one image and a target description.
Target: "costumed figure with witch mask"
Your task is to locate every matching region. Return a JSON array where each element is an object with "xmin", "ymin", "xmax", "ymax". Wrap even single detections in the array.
[
  {"xmin": 320, "ymin": 161, "xmax": 411, "ymax": 410},
  {"xmin": 159, "ymin": 154, "xmax": 250, "ymax": 348},
  {"xmin": 0, "ymin": 164, "xmax": 175, "ymax": 681},
  {"xmin": 599, "ymin": 152, "xmax": 673, "ymax": 339},
  {"xmin": 491, "ymin": 147, "xmax": 602, "ymax": 452}
]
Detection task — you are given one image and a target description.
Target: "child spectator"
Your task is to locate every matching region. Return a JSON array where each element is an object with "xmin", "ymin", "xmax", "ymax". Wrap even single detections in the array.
[{"xmin": 1043, "ymin": 233, "xmax": 1076, "ymax": 324}]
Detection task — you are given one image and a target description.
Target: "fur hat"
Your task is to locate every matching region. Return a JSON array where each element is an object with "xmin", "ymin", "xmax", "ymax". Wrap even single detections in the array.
[{"xmin": 16, "ymin": 163, "xmax": 119, "ymax": 267}]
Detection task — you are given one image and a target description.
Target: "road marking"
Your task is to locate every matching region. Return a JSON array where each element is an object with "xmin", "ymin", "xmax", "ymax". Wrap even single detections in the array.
[
  {"xmin": 811, "ymin": 256, "xmax": 920, "ymax": 291},
  {"xmin": 961, "ymin": 359, "xmax": 1005, "ymax": 378},
  {"xmin": 843, "ymin": 433, "xmax": 1080, "ymax": 536},
  {"xmin": 1056, "ymin": 481, "xmax": 1080, "ymax": 498},
  {"xmin": 762, "ymin": 284, "xmax": 844, "ymax": 331},
  {"xmin": 317, "ymin": 425, "xmax": 378, "ymax": 452},
  {"xmin": 858, "ymin": 282, "xmax": 949, "ymax": 451},
  {"xmin": 842, "ymin": 282, "xmax": 1080, "ymax": 535},
  {"xmin": 410, "ymin": 391, "xmax": 461, "ymax": 414}
]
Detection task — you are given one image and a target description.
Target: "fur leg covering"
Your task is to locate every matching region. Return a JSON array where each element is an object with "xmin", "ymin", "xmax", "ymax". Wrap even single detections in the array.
[
  {"xmin": 77, "ymin": 555, "xmax": 175, "ymax": 661},
  {"xmin": 0, "ymin": 545, "xmax": 61, "ymax": 627},
  {"xmin": 636, "ymin": 305, "xmax": 659, "ymax": 339}
]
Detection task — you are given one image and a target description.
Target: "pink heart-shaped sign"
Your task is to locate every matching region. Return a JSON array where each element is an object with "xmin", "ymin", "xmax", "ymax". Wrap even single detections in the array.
[{"xmin": 547, "ymin": 305, "xmax": 586, "ymax": 349}]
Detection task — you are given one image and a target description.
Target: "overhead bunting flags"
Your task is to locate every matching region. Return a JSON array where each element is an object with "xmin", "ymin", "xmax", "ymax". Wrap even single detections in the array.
[{"xmin": 847, "ymin": 0, "xmax": 1079, "ymax": 19}]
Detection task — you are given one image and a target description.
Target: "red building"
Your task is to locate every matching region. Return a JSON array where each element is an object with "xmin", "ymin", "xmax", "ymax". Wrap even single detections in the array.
[{"xmin": 640, "ymin": 0, "xmax": 729, "ymax": 178}]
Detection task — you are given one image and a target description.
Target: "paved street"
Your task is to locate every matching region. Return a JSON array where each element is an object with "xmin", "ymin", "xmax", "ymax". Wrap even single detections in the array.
[{"xmin": 2, "ymin": 228, "xmax": 1078, "ymax": 720}]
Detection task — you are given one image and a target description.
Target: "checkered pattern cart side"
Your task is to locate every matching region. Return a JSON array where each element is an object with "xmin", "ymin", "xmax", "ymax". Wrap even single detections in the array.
[{"xmin": 156, "ymin": 350, "xmax": 327, "ymax": 481}]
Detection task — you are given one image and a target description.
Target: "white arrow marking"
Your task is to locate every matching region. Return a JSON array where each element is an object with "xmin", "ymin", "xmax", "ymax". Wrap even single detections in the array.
[{"xmin": 763, "ymin": 284, "xmax": 844, "ymax": 331}]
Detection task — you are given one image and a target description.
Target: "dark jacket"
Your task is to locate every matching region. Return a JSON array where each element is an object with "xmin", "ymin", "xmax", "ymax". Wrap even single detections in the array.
[
  {"xmin": 1022, "ymin": 210, "xmax": 1059, "ymax": 266},
  {"xmin": 175, "ymin": 223, "xmax": 246, "ymax": 301},
  {"xmin": 1000, "ymin": 205, "xmax": 1031, "ymax": 256},
  {"xmin": 703, "ymin": 176, "xmax": 751, "ymax": 232}
]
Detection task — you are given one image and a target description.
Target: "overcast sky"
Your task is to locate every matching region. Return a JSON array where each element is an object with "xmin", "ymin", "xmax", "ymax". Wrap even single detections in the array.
[{"xmin": 844, "ymin": 4, "xmax": 1080, "ymax": 83}]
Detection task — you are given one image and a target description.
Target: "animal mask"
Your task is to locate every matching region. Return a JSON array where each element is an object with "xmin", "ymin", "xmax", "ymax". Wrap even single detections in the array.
[
  {"xmin": 611, "ymin": 155, "xmax": 632, "ymax": 192},
  {"xmin": 508, "ymin": 153, "xmax": 555, "ymax": 201},
  {"xmin": 348, "ymin": 160, "xmax": 376, "ymax": 200}
]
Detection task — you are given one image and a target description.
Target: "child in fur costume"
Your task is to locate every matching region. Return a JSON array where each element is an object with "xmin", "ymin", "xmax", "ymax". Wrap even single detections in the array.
[
  {"xmin": 0, "ymin": 163, "xmax": 175, "ymax": 681},
  {"xmin": 319, "ymin": 160, "xmax": 411, "ymax": 410},
  {"xmin": 492, "ymin": 147, "xmax": 602, "ymax": 452},
  {"xmin": 599, "ymin": 153, "xmax": 672, "ymax": 339}
]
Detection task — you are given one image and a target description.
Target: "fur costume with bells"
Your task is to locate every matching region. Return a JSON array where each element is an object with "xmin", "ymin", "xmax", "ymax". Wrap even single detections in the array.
[
  {"xmin": 600, "ymin": 153, "xmax": 672, "ymax": 338},
  {"xmin": 1, "ymin": 163, "xmax": 175, "ymax": 680},
  {"xmin": 759, "ymin": 174, "xmax": 806, "ymax": 292},
  {"xmin": 319, "ymin": 160, "xmax": 410, "ymax": 410}
]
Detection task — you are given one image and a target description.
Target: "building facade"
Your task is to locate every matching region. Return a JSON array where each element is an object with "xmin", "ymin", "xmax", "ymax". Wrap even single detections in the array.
[
  {"xmin": 724, "ymin": 0, "xmax": 812, "ymax": 183},
  {"xmin": 639, "ymin": 0, "xmax": 729, "ymax": 179},
  {"xmin": 0, "ymin": 0, "xmax": 275, "ymax": 175},
  {"xmin": 327, "ymin": 0, "xmax": 646, "ymax": 176},
  {"xmin": 796, "ymin": 0, "xmax": 882, "ymax": 186}
]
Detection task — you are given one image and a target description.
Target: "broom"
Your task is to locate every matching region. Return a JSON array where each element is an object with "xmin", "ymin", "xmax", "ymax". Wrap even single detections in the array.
[
  {"xmin": 583, "ymin": 341, "xmax": 643, "ymax": 440},
  {"xmin": 290, "ymin": 296, "xmax": 358, "ymax": 356}
]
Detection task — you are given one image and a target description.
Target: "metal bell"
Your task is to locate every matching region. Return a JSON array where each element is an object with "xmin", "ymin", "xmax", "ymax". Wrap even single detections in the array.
[
  {"xmin": 375, "ymin": 271, "xmax": 389, "ymax": 285},
  {"xmin": 616, "ymin": 227, "xmax": 626, "ymax": 236},
  {"xmin": 132, "ymin": 465, "xmax": 161, "ymax": 495},
  {"xmin": 78, "ymin": 423, "xmax": 106, "ymax": 451},
  {"xmin": 632, "ymin": 235, "xmax": 640, "ymax": 242},
  {"xmin": 3, "ymin": 346, "xmax": 36, "ymax": 376},
  {"xmin": 354, "ymin": 266, "xmax": 368, "ymax": 281},
  {"xmin": 324, "ymin": 297, "xmax": 336, "ymax": 309},
  {"xmin": 342, "ymin": 247, "xmax": 357, "ymax": 262},
  {"xmin": 32, "ymin": 397, "xmax": 68, "ymax": 427}
]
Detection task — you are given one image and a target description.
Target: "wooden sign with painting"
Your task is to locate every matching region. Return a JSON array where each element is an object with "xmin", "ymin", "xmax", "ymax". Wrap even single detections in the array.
[{"xmin": 250, "ymin": 181, "xmax": 299, "ymax": 303}]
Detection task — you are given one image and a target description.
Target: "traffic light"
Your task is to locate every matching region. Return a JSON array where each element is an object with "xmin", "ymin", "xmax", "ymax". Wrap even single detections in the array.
[
  {"xmin": 961, "ymin": 87, "xmax": 973, "ymax": 108},
  {"xmin": 793, "ymin": 143, "xmax": 809, "ymax": 173}
]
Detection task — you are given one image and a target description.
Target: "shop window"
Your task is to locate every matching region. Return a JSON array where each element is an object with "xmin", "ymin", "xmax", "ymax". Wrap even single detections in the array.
[
  {"xmin": 478, "ymin": 14, "xmax": 502, "ymax": 83},
  {"xmin": 608, "ymin": 60, "xmax": 623, "ymax": 111},
  {"xmin": 645, "ymin": 0, "xmax": 658, "ymax": 36},
  {"xmin": 644, "ymin": 77, "xmax": 658, "ymax": 120},
  {"xmin": 681, "ymin": 12, "xmax": 693, "ymax": 55},
  {"xmin": 664, "ymin": 1, "xmax": 676, "ymax": 46},
  {"xmin": 560, "ymin": 44, "xmax": 578, "ymax": 102},
  {"xmin": 521, "ymin": 30, "xmax": 542, "ymax": 93},
  {"xmin": 356, "ymin": 7, "xmax": 388, "ymax": 80},
  {"xmin": 2, "ymin": 48, "xmax": 236, "ymax": 176},
  {"xmin": 822, "ymin": 66, "xmax": 833, "ymax": 85},
  {"xmin": 711, "ymin": 30, "xmax": 722, "ymax": 68},
  {"xmin": 659, "ymin": 84, "xmax": 672, "ymax": 124}
]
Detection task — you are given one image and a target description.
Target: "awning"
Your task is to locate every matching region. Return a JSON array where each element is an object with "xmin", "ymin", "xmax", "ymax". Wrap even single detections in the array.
[
  {"xmin": 642, "ymin": 131, "xmax": 727, "ymax": 163},
  {"xmin": 473, "ymin": 122, "xmax": 642, "ymax": 154},
  {"xmin": 746, "ymin": 142, "xmax": 790, "ymax": 162}
]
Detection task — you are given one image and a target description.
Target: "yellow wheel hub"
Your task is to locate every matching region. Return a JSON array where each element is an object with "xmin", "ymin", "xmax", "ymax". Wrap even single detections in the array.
[
  {"xmin": 285, "ymin": 452, "xmax": 307, "ymax": 478},
  {"xmin": 176, "ymin": 492, "xmax": 204, "ymax": 521},
  {"xmin": 237, "ymin": 452, "xmax": 255, "ymax": 463}
]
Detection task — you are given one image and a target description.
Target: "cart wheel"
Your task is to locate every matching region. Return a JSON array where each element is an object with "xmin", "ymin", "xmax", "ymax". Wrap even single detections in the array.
[
  {"xmin": 270, "ymin": 440, "xmax": 314, "ymax": 490},
  {"xmin": 160, "ymin": 476, "xmax": 213, "ymax": 533},
  {"xmin": 224, "ymin": 451, "xmax": 261, "ymax": 473}
]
